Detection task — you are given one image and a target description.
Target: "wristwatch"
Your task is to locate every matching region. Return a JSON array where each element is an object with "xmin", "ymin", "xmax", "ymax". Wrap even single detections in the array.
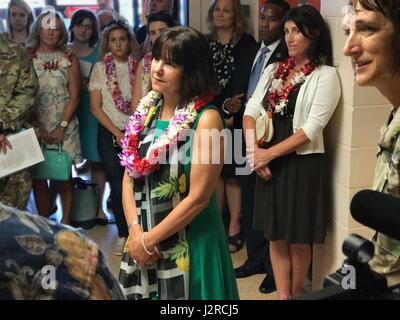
[{"xmin": 59, "ymin": 120, "xmax": 68, "ymax": 130}]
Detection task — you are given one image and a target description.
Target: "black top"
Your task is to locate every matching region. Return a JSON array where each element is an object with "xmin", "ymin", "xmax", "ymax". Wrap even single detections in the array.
[
  {"xmin": 207, "ymin": 32, "xmax": 256, "ymax": 128},
  {"xmin": 135, "ymin": 25, "xmax": 148, "ymax": 45}
]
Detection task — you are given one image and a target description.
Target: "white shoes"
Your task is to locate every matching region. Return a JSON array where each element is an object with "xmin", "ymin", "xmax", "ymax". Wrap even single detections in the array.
[{"xmin": 113, "ymin": 237, "xmax": 127, "ymax": 256}]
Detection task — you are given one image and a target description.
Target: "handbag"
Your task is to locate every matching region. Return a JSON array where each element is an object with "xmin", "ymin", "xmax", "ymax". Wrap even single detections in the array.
[
  {"xmin": 255, "ymin": 107, "xmax": 274, "ymax": 148},
  {"xmin": 71, "ymin": 177, "xmax": 99, "ymax": 229},
  {"xmin": 32, "ymin": 144, "xmax": 72, "ymax": 181}
]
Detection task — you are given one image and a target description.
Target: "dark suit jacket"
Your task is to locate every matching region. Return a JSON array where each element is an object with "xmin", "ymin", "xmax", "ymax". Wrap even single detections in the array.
[
  {"xmin": 245, "ymin": 39, "xmax": 287, "ymax": 107},
  {"xmin": 211, "ymin": 36, "xmax": 287, "ymax": 131}
]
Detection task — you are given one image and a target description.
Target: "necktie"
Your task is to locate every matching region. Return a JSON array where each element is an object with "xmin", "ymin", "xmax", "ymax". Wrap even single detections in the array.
[{"xmin": 247, "ymin": 47, "xmax": 270, "ymax": 100}]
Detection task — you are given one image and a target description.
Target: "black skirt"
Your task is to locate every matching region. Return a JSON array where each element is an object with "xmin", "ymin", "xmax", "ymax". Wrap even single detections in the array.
[{"xmin": 253, "ymin": 88, "xmax": 327, "ymax": 244}]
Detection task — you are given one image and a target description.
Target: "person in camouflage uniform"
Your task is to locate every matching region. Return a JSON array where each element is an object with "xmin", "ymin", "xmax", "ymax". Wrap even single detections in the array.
[
  {"xmin": 343, "ymin": 0, "xmax": 400, "ymax": 278},
  {"xmin": 0, "ymin": 33, "xmax": 38, "ymax": 209}
]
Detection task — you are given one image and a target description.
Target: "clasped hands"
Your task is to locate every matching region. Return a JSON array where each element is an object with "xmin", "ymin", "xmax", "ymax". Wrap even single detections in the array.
[
  {"xmin": 224, "ymin": 93, "xmax": 245, "ymax": 114},
  {"xmin": 39, "ymin": 127, "xmax": 65, "ymax": 144},
  {"xmin": 127, "ymin": 225, "xmax": 161, "ymax": 267},
  {"xmin": 246, "ymin": 144, "xmax": 274, "ymax": 181}
]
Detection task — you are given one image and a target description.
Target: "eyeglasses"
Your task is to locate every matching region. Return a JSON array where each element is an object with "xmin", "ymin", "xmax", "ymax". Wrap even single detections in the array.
[{"xmin": 75, "ymin": 23, "xmax": 93, "ymax": 30}]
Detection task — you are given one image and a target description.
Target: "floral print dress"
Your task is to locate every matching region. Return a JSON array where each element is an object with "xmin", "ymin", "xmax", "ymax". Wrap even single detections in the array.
[{"xmin": 32, "ymin": 50, "xmax": 82, "ymax": 162}]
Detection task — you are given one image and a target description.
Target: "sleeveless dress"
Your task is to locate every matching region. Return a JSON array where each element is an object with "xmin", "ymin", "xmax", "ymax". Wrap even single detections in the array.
[
  {"xmin": 33, "ymin": 50, "xmax": 82, "ymax": 163},
  {"xmin": 118, "ymin": 106, "xmax": 239, "ymax": 300},
  {"xmin": 75, "ymin": 47, "xmax": 101, "ymax": 162},
  {"xmin": 253, "ymin": 87, "xmax": 327, "ymax": 244}
]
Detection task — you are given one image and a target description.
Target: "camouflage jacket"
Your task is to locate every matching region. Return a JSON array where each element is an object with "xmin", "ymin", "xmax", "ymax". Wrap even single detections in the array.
[
  {"xmin": 370, "ymin": 107, "xmax": 400, "ymax": 273},
  {"xmin": 0, "ymin": 34, "xmax": 38, "ymax": 133}
]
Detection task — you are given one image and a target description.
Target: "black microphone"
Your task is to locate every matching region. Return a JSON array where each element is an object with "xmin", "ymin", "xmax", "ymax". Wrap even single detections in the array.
[{"xmin": 350, "ymin": 190, "xmax": 400, "ymax": 242}]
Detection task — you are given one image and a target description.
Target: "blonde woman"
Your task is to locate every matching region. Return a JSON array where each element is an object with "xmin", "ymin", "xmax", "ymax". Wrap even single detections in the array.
[
  {"xmin": 6, "ymin": 0, "xmax": 34, "ymax": 46},
  {"xmin": 206, "ymin": 0, "xmax": 256, "ymax": 253},
  {"xmin": 27, "ymin": 11, "xmax": 81, "ymax": 225},
  {"xmin": 89, "ymin": 19, "xmax": 140, "ymax": 255}
]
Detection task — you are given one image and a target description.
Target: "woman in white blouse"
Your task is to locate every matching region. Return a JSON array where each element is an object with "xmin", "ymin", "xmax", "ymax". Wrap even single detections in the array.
[
  {"xmin": 89, "ymin": 19, "xmax": 140, "ymax": 255},
  {"xmin": 243, "ymin": 5, "xmax": 341, "ymax": 299}
]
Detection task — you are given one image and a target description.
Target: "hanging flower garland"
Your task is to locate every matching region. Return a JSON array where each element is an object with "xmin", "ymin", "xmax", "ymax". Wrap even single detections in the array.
[
  {"xmin": 267, "ymin": 57, "xmax": 316, "ymax": 115},
  {"xmin": 104, "ymin": 52, "xmax": 138, "ymax": 115},
  {"xmin": 28, "ymin": 48, "xmax": 73, "ymax": 71},
  {"xmin": 142, "ymin": 52, "xmax": 152, "ymax": 74},
  {"xmin": 119, "ymin": 90, "xmax": 215, "ymax": 179}
]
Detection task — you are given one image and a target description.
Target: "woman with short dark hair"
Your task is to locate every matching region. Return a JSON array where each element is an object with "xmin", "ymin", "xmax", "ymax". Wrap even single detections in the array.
[
  {"xmin": 130, "ymin": 11, "xmax": 177, "ymax": 112},
  {"xmin": 343, "ymin": 0, "xmax": 400, "ymax": 281},
  {"xmin": 244, "ymin": 5, "xmax": 341, "ymax": 299},
  {"xmin": 118, "ymin": 27, "xmax": 239, "ymax": 300}
]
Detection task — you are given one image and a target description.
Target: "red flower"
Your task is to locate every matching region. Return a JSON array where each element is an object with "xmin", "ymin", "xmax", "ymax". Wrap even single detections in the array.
[{"xmin": 267, "ymin": 58, "xmax": 315, "ymax": 112}]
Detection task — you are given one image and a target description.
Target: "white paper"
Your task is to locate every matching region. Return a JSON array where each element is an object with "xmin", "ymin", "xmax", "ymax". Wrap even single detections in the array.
[
  {"xmin": 79, "ymin": 60, "xmax": 93, "ymax": 79},
  {"xmin": 0, "ymin": 128, "xmax": 44, "ymax": 178}
]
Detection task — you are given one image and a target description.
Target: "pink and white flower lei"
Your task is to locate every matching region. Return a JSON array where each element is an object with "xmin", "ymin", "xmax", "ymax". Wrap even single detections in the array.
[
  {"xmin": 119, "ymin": 90, "xmax": 215, "ymax": 179},
  {"xmin": 104, "ymin": 52, "xmax": 138, "ymax": 115}
]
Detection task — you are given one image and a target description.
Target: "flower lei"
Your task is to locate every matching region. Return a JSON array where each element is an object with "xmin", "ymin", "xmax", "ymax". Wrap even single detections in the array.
[
  {"xmin": 119, "ymin": 90, "xmax": 215, "ymax": 179},
  {"xmin": 142, "ymin": 52, "xmax": 152, "ymax": 74},
  {"xmin": 28, "ymin": 47, "xmax": 73, "ymax": 71},
  {"xmin": 267, "ymin": 57, "xmax": 316, "ymax": 115},
  {"xmin": 104, "ymin": 52, "xmax": 138, "ymax": 115}
]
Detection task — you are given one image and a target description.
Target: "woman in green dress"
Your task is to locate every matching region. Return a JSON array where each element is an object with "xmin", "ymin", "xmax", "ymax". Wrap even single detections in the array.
[{"xmin": 118, "ymin": 27, "xmax": 239, "ymax": 300}]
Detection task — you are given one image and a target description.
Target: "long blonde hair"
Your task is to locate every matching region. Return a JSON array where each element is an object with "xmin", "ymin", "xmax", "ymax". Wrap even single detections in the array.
[
  {"xmin": 206, "ymin": 0, "xmax": 246, "ymax": 43},
  {"xmin": 26, "ymin": 11, "xmax": 69, "ymax": 51},
  {"xmin": 7, "ymin": 0, "xmax": 35, "ymax": 38}
]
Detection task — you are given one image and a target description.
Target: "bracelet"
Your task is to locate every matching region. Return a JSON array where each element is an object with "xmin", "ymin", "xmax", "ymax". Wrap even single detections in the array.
[
  {"xmin": 222, "ymin": 98, "xmax": 231, "ymax": 115},
  {"xmin": 141, "ymin": 232, "xmax": 155, "ymax": 256},
  {"xmin": 128, "ymin": 219, "xmax": 139, "ymax": 230}
]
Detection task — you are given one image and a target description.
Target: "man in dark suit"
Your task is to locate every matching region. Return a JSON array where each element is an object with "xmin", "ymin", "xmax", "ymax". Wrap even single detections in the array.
[{"xmin": 236, "ymin": 0, "xmax": 290, "ymax": 294}]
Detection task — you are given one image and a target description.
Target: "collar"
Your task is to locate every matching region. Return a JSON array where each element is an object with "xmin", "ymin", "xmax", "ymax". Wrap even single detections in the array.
[{"xmin": 261, "ymin": 39, "xmax": 281, "ymax": 54}]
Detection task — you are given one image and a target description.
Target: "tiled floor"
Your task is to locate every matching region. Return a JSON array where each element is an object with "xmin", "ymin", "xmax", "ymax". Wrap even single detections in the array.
[
  {"xmin": 26, "ymin": 178, "xmax": 277, "ymax": 300},
  {"xmin": 85, "ymin": 222, "xmax": 277, "ymax": 300},
  {"xmin": 26, "ymin": 165, "xmax": 308, "ymax": 300}
]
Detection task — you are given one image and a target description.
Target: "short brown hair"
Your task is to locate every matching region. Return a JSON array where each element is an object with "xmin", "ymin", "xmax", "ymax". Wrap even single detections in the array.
[
  {"xmin": 152, "ymin": 27, "xmax": 218, "ymax": 106},
  {"xmin": 206, "ymin": 0, "xmax": 246, "ymax": 43},
  {"xmin": 354, "ymin": 0, "xmax": 400, "ymax": 73}
]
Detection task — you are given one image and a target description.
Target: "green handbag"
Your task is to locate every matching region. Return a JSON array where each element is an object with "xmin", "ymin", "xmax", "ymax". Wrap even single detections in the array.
[{"xmin": 32, "ymin": 144, "xmax": 72, "ymax": 181}]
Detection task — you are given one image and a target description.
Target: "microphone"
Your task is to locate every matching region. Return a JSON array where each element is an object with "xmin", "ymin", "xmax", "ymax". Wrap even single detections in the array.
[{"xmin": 350, "ymin": 190, "xmax": 400, "ymax": 242}]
